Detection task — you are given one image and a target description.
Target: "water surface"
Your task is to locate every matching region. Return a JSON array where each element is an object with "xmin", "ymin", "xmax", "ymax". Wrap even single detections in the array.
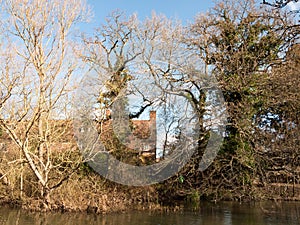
[{"xmin": 0, "ymin": 202, "xmax": 299, "ymax": 225}]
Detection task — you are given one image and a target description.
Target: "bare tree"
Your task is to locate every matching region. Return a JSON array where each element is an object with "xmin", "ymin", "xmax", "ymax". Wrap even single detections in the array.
[
  {"xmin": 0, "ymin": 0, "xmax": 89, "ymax": 207},
  {"xmin": 78, "ymin": 11, "xmax": 222, "ymax": 186}
]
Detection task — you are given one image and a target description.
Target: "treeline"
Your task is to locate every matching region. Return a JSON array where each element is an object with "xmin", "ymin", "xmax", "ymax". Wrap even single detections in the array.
[
  {"xmin": 0, "ymin": 0, "xmax": 299, "ymax": 212},
  {"xmin": 162, "ymin": 0, "xmax": 300, "ymax": 202}
]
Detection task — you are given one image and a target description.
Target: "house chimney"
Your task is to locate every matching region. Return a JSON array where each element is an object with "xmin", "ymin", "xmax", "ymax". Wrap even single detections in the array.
[
  {"xmin": 106, "ymin": 109, "xmax": 111, "ymax": 119},
  {"xmin": 149, "ymin": 111, "xmax": 156, "ymax": 156},
  {"xmin": 149, "ymin": 111, "xmax": 156, "ymax": 122}
]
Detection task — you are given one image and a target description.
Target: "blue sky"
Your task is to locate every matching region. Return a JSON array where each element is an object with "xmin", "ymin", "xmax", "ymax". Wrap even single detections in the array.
[
  {"xmin": 83, "ymin": 1, "xmax": 300, "ymax": 34},
  {"xmin": 84, "ymin": 0, "xmax": 214, "ymax": 33}
]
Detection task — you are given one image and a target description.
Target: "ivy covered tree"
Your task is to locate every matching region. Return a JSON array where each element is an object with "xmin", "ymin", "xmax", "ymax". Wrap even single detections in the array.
[{"xmin": 183, "ymin": 0, "xmax": 299, "ymax": 199}]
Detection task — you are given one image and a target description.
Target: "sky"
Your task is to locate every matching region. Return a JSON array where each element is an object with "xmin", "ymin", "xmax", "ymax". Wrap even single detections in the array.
[
  {"xmin": 83, "ymin": 1, "xmax": 300, "ymax": 34},
  {"xmin": 289, "ymin": 1, "xmax": 300, "ymax": 11},
  {"xmin": 84, "ymin": 0, "xmax": 214, "ymax": 33}
]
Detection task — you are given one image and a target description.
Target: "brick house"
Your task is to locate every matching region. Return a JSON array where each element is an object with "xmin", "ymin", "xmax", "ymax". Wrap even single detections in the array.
[
  {"xmin": 99, "ymin": 110, "xmax": 157, "ymax": 164},
  {"xmin": 0, "ymin": 111, "xmax": 157, "ymax": 165},
  {"xmin": 127, "ymin": 111, "xmax": 157, "ymax": 158}
]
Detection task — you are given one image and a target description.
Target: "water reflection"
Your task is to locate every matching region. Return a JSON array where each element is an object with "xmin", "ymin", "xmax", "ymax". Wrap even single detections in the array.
[
  {"xmin": 0, "ymin": 202, "xmax": 299, "ymax": 225},
  {"xmin": 223, "ymin": 209, "xmax": 232, "ymax": 225}
]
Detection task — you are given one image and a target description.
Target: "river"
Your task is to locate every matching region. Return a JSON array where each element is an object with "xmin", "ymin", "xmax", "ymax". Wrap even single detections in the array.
[{"xmin": 0, "ymin": 202, "xmax": 299, "ymax": 225}]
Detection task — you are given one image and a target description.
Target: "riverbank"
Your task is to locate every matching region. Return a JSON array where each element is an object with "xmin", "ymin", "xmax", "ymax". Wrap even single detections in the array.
[
  {"xmin": 0, "ymin": 172, "xmax": 160, "ymax": 213},
  {"xmin": 1, "ymin": 169, "xmax": 300, "ymax": 214},
  {"xmin": 1, "ymin": 133, "xmax": 299, "ymax": 213}
]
